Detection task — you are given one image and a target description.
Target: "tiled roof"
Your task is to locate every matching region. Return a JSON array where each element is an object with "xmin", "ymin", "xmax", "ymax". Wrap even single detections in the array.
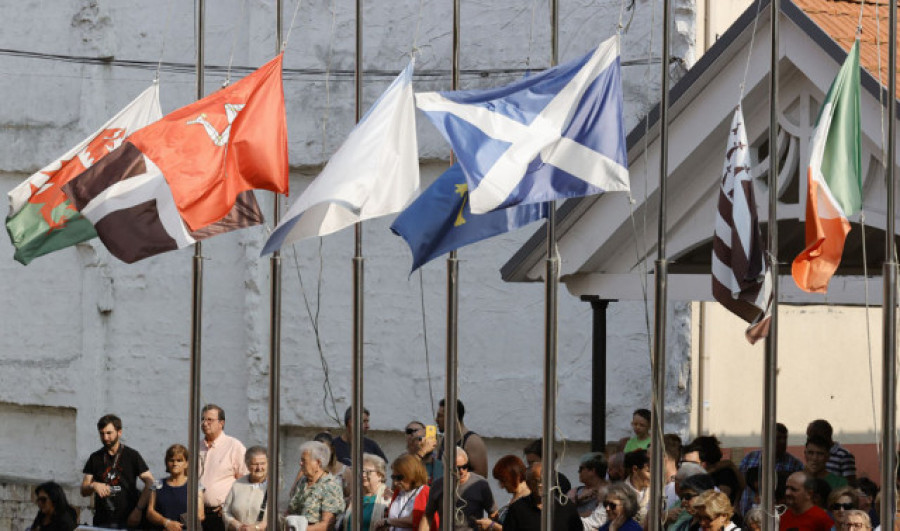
[{"xmin": 795, "ymin": 0, "xmax": 899, "ymax": 97}]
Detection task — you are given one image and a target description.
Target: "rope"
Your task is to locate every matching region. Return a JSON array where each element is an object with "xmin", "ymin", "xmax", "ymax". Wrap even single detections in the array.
[
  {"xmin": 411, "ymin": 0, "xmax": 427, "ymax": 55},
  {"xmin": 154, "ymin": 0, "xmax": 177, "ymax": 82},
  {"xmin": 282, "ymin": 0, "xmax": 305, "ymax": 52},
  {"xmin": 290, "ymin": 239, "xmax": 342, "ymax": 427},
  {"xmin": 739, "ymin": 0, "xmax": 764, "ymax": 102},
  {"xmin": 417, "ymin": 269, "xmax": 436, "ymax": 417},
  {"xmin": 525, "ymin": 0, "xmax": 539, "ymax": 70},
  {"xmin": 223, "ymin": 0, "xmax": 247, "ymax": 87},
  {"xmin": 320, "ymin": 0, "xmax": 338, "ymax": 161}
]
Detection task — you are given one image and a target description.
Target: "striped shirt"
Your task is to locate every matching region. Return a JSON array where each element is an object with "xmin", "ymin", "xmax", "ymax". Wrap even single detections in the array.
[{"xmin": 827, "ymin": 442, "xmax": 856, "ymax": 478}]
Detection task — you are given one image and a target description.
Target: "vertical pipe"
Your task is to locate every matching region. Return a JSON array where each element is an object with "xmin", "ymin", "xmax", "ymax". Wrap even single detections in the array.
[
  {"xmin": 762, "ymin": 1, "xmax": 780, "ymax": 529},
  {"xmin": 187, "ymin": 1, "xmax": 204, "ymax": 529},
  {"xmin": 443, "ymin": 0, "xmax": 461, "ymax": 526},
  {"xmin": 541, "ymin": 2, "xmax": 560, "ymax": 530},
  {"xmin": 582, "ymin": 296, "xmax": 610, "ymax": 451},
  {"xmin": 266, "ymin": 1, "xmax": 283, "ymax": 529},
  {"xmin": 351, "ymin": 1, "xmax": 364, "ymax": 529},
  {"xmin": 649, "ymin": 0, "xmax": 671, "ymax": 529},
  {"xmin": 881, "ymin": 0, "xmax": 898, "ymax": 526}
]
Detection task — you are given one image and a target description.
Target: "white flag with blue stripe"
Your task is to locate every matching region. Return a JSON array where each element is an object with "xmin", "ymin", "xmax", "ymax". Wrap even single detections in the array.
[{"xmin": 415, "ymin": 34, "xmax": 629, "ymax": 214}]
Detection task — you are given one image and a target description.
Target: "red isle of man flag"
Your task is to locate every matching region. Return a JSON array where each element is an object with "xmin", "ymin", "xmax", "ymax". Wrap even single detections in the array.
[{"xmin": 62, "ymin": 54, "xmax": 288, "ymax": 263}]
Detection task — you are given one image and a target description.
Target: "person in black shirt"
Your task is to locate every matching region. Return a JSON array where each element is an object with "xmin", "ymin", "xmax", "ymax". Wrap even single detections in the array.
[
  {"xmin": 332, "ymin": 406, "xmax": 387, "ymax": 466},
  {"xmin": 80, "ymin": 414, "xmax": 154, "ymax": 528},
  {"xmin": 503, "ymin": 462, "xmax": 583, "ymax": 531}
]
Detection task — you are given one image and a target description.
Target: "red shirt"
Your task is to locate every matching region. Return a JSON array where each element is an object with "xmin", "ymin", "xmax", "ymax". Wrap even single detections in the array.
[{"xmin": 779, "ymin": 505, "xmax": 833, "ymax": 531}]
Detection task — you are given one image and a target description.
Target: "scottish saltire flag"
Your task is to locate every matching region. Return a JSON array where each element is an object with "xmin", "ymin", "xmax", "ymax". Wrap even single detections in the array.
[
  {"xmin": 712, "ymin": 108, "xmax": 772, "ymax": 344},
  {"xmin": 391, "ymin": 162, "xmax": 547, "ymax": 272},
  {"xmin": 792, "ymin": 41, "xmax": 861, "ymax": 293},
  {"xmin": 415, "ymin": 34, "xmax": 629, "ymax": 214},
  {"xmin": 261, "ymin": 61, "xmax": 419, "ymax": 255}
]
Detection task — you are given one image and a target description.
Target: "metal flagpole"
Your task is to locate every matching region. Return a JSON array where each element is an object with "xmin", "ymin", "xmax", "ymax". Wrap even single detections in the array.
[
  {"xmin": 761, "ymin": 1, "xmax": 780, "ymax": 529},
  {"xmin": 266, "ymin": 1, "xmax": 284, "ymax": 529},
  {"xmin": 649, "ymin": 0, "xmax": 671, "ymax": 528},
  {"xmin": 541, "ymin": 1, "xmax": 559, "ymax": 530},
  {"xmin": 881, "ymin": 0, "xmax": 898, "ymax": 525},
  {"xmin": 187, "ymin": 0, "xmax": 205, "ymax": 529},
  {"xmin": 442, "ymin": 0, "xmax": 461, "ymax": 526},
  {"xmin": 351, "ymin": 0, "xmax": 365, "ymax": 529}
]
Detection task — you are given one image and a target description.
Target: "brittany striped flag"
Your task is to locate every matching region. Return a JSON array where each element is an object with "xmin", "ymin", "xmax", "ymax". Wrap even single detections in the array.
[
  {"xmin": 792, "ymin": 41, "xmax": 861, "ymax": 293},
  {"xmin": 712, "ymin": 107, "xmax": 772, "ymax": 344}
]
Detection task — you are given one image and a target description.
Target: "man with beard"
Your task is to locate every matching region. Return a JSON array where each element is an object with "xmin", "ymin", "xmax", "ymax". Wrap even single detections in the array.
[
  {"xmin": 779, "ymin": 471, "xmax": 833, "ymax": 531},
  {"xmin": 81, "ymin": 414, "xmax": 154, "ymax": 528}
]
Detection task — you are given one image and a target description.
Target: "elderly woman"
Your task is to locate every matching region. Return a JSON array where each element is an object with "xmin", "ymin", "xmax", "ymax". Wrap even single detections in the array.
[
  {"xmin": 222, "ymin": 446, "xmax": 269, "ymax": 531},
  {"xmin": 599, "ymin": 483, "xmax": 642, "ymax": 531},
  {"xmin": 842, "ymin": 509, "xmax": 872, "ymax": 530},
  {"xmin": 475, "ymin": 455, "xmax": 531, "ymax": 530},
  {"xmin": 743, "ymin": 507, "xmax": 763, "ymax": 531},
  {"xmin": 374, "ymin": 453, "xmax": 430, "ymax": 530},
  {"xmin": 285, "ymin": 440, "xmax": 345, "ymax": 531},
  {"xmin": 668, "ymin": 473, "xmax": 716, "ymax": 531},
  {"xmin": 343, "ymin": 453, "xmax": 391, "ymax": 530},
  {"xmin": 30, "ymin": 481, "xmax": 77, "ymax": 531},
  {"xmin": 691, "ymin": 490, "xmax": 738, "ymax": 531},
  {"xmin": 828, "ymin": 486, "xmax": 859, "ymax": 530},
  {"xmin": 147, "ymin": 444, "xmax": 204, "ymax": 530}
]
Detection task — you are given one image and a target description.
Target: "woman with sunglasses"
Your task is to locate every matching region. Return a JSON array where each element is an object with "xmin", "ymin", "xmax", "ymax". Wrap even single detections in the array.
[
  {"xmin": 827, "ymin": 487, "xmax": 859, "ymax": 530},
  {"xmin": 30, "ymin": 481, "xmax": 77, "ymax": 531},
  {"xmin": 374, "ymin": 454, "xmax": 431, "ymax": 530},
  {"xmin": 599, "ymin": 483, "xmax": 642, "ymax": 531},
  {"xmin": 667, "ymin": 473, "xmax": 716, "ymax": 531},
  {"xmin": 690, "ymin": 490, "xmax": 738, "ymax": 531}
]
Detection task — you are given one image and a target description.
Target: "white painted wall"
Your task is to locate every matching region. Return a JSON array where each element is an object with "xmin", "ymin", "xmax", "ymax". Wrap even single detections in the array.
[{"xmin": 0, "ymin": 0, "xmax": 700, "ymax": 504}]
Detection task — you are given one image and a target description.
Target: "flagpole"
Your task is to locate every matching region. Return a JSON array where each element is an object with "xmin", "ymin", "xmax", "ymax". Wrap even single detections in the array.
[
  {"xmin": 761, "ymin": 0, "xmax": 780, "ymax": 529},
  {"xmin": 649, "ymin": 0, "xmax": 671, "ymax": 529},
  {"xmin": 351, "ymin": 0, "xmax": 364, "ymax": 528},
  {"xmin": 880, "ymin": 0, "xmax": 898, "ymax": 525},
  {"xmin": 442, "ymin": 0, "xmax": 461, "ymax": 526},
  {"xmin": 187, "ymin": 0, "xmax": 205, "ymax": 529},
  {"xmin": 540, "ymin": 1, "xmax": 560, "ymax": 530},
  {"xmin": 266, "ymin": 1, "xmax": 283, "ymax": 529}
]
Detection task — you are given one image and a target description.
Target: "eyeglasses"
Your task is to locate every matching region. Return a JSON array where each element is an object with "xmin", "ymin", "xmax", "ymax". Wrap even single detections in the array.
[
  {"xmin": 603, "ymin": 501, "xmax": 620, "ymax": 510},
  {"xmin": 405, "ymin": 427, "xmax": 421, "ymax": 435},
  {"xmin": 843, "ymin": 523, "xmax": 869, "ymax": 530},
  {"xmin": 456, "ymin": 464, "xmax": 470, "ymax": 472},
  {"xmin": 831, "ymin": 503, "xmax": 855, "ymax": 511},
  {"xmin": 391, "ymin": 474, "xmax": 404, "ymax": 481},
  {"xmin": 681, "ymin": 493, "xmax": 696, "ymax": 502},
  {"xmin": 36, "ymin": 496, "xmax": 48, "ymax": 503},
  {"xmin": 363, "ymin": 469, "xmax": 377, "ymax": 475}
]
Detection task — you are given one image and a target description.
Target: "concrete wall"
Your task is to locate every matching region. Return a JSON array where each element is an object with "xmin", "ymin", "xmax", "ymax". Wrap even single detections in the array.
[{"xmin": 0, "ymin": 0, "xmax": 700, "ymax": 506}]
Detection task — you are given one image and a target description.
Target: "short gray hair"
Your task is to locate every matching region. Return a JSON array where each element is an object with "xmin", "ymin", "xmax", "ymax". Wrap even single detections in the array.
[
  {"xmin": 605, "ymin": 483, "xmax": 640, "ymax": 521},
  {"xmin": 299, "ymin": 440, "xmax": 331, "ymax": 468},
  {"xmin": 744, "ymin": 507, "xmax": 764, "ymax": 528},
  {"xmin": 245, "ymin": 445, "xmax": 267, "ymax": 466},
  {"xmin": 363, "ymin": 453, "xmax": 386, "ymax": 480}
]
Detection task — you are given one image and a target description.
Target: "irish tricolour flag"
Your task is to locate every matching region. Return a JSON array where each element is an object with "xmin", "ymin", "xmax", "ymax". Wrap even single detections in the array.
[{"xmin": 792, "ymin": 41, "xmax": 861, "ymax": 293}]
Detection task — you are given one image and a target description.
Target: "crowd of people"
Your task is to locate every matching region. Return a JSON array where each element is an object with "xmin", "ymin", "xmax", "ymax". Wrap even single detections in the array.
[{"xmin": 27, "ymin": 405, "xmax": 889, "ymax": 531}]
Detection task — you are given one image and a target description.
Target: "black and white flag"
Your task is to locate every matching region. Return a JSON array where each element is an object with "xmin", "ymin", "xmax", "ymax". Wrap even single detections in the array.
[{"xmin": 711, "ymin": 107, "xmax": 772, "ymax": 344}]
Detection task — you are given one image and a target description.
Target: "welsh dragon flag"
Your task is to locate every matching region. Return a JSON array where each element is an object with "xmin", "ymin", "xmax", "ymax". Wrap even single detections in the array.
[
  {"xmin": 6, "ymin": 85, "xmax": 162, "ymax": 264},
  {"xmin": 792, "ymin": 41, "xmax": 861, "ymax": 293}
]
